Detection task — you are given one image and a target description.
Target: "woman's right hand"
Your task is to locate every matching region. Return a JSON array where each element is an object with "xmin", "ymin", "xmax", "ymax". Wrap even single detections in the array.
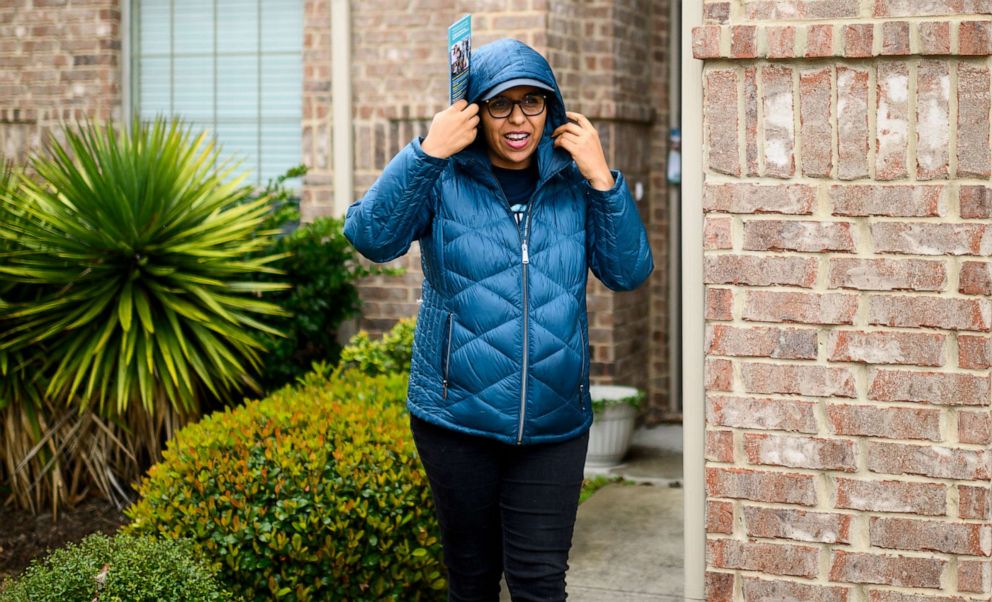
[{"xmin": 421, "ymin": 100, "xmax": 479, "ymax": 159}]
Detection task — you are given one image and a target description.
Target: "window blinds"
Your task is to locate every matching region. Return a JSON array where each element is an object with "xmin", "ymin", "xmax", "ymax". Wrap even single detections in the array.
[{"xmin": 136, "ymin": 0, "xmax": 303, "ymax": 187}]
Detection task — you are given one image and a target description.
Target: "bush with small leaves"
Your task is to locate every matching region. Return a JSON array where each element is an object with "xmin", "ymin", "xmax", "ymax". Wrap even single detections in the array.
[
  {"xmin": 124, "ymin": 369, "xmax": 445, "ymax": 601},
  {"xmin": 0, "ymin": 533, "xmax": 233, "ymax": 602}
]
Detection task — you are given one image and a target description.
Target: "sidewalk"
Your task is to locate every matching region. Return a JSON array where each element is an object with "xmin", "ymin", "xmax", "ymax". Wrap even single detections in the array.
[{"xmin": 500, "ymin": 424, "xmax": 686, "ymax": 601}]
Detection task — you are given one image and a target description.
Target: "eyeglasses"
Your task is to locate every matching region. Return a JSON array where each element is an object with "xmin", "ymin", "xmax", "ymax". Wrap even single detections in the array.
[{"xmin": 482, "ymin": 94, "xmax": 547, "ymax": 119}]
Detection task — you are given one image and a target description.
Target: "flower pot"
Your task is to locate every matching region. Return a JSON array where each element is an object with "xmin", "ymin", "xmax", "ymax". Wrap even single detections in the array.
[{"xmin": 585, "ymin": 385, "xmax": 640, "ymax": 467}]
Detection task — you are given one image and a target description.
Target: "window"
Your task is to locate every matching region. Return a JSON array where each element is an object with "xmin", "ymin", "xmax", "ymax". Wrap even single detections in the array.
[{"xmin": 133, "ymin": 0, "xmax": 303, "ymax": 187}]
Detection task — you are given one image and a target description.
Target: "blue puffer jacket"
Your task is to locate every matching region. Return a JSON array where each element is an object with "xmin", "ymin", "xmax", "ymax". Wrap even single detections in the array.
[{"xmin": 344, "ymin": 38, "xmax": 653, "ymax": 445}]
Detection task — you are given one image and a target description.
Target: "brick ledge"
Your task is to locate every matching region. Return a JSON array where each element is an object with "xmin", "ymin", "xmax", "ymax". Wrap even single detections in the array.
[{"xmin": 693, "ymin": 20, "xmax": 992, "ymax": 60}]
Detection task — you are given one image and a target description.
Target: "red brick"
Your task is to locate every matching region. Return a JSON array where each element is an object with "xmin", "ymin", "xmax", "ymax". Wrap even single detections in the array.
[
  {"xmin": 705, "ymin": 70, "xmax": 740, "ymax": 176},
  {"xmin": 960, "ymin": 20, "xmax": 992, "ymax": 55},
  {"xmin": 743, "ymin": 220, "xmax": 855, "ymax": 252},
  {"xmin": 960, "ymin": 185, "xmax": 992, "ymax": 219},
  {"xmin": 959, "ymin": 334, "xmax": 992, "ymax": 369},
  {"xmin": 829, "ymin": 550, "xmax": 945, "ymax": 588},
  {"xmin": 837, "ymin": 67, "xmax": 871, "ymax": 179},
  {"xmin": 705, "ymin": 288, "xmax": 734, "ymax": 321},
  {"xmin": 800, "ymin": 0, "xmax": 860, "ymax": 18},
  {"xmin": 835, "ymin": 478, "xmax": 947, "ymax": 515},
  {"xmin": 800, "ymin": 67, "xmax": 833, "ymax": 177},
  {"xmin": 742, "ymin": 578, "xmax": 849, "ymax": 602},
  {"xmin": 705, "ymin": 571, "xmax": 735, "ymax": 602},
  {"xmin": 828, "ymin": 258, "xmax": 947, "ymax": 291},
  {"xmin": 744, "ymin": 67, "xmax": 759, "ymax": 175},
  {"xmin": 761, "ymin": 65, "xmax": 795, "ymax": 178},
  {"xmin": 745, "ymin": 0, "xmax": 800, "ymax": 20},
  {"xmin": 704, "ymin": 215, "xmax": 732, "ymax": 250},
  {"xmin": 843, "ymin": 23, "xmax": 874, "ymax": 58},
  {"xmin": 958, "ymin": 559, "xmax": 992, "ymax": 594},
  {"xmin": 707, "ymin": 395, "xmax": 818, "ymax": 433},
  {"xmin": 960, "ymin": 261, "xmax": 992, "ymax": 295},
  {"xmin": 876, "ymin": 62, "xmax": 910, "ymax": 180},
  {"xmin": 828, "ymin": 330, "xmax": 946, "ymax": 366},
  {"xmin": 706, "ymin": 429, "xmax": 735, "ymax": 462},
  {"xmin": 708, "ymin": 539, "xmax": 818, "ymax": 578},
  {"xmin": 868, "ymin": 591, "xmax": 972, "ymax": 602},
  {"xmin": 874, "ymin": 0, "xmax": 978, "ymax": 17},
  {"xmin": 745, "ymin": 432, "xmax": 857, "ymax": 471},
  {"xmin": 830, "ymin": 184, "xmax": 945, "ymax": 217},
  {"xmin": 706, "ymin": 324, "xmax": 817, "ymax": 359},
  {"xmin": 766, "ymin": 25, "xmax": 796, "ymax": 59},
  {"xmin": 871, "ymin": 222, "xmax": 991, "ymax": 256},
  {"xmin": 868, "ymin": 368, "xmax": 991, "ymax": 406},
  {"xmin": 743, "ymin": 290, "xmax": 858, "ymax": 325},
  {"xmin": 704, "ymin": 182, "xmax": 816, "ymax": 214},
  {"xmin": 958, "ymin": 64, "xmax": 992, "ymax": 178},
  {"xmin": 744, "ymin": 506, "xmax": 852, "ymax": 543},
  {"xmin": 707, "ymin": 467, "xmax": 817, "ymax": 505},
  {"xmin": 741, "ymin": 362, "xmax": 857, "ymax": 398},
  {"xmin": 916, "ymin": 60, "xmax": 951, "ymax": 179},
  {"xmin": 868, "ymin": 294, "xmax": 991, "ymax": 331},
  {"xmin": 707, "ymin": 500, "xmax": 734, "ymax": 534},
  {"xmin": 959, "ymin": 409, "xmax": 992, "ymax": 445},
  {"xmin": 868, "ymin": 441, "xmax": 991, "ymax": 480},
  {"xmin": 706, "ymin": 358, "xmax": 733, "ymax": 391},
  {"xmin": 918, "ymin": 21, "xmax": 952, "ymax": 55},
  {"xmin": 870, "ymin": 517, "xmax": 991, "ymax": 555},
  {"xmin": 704, "ymin": 1, "xmax": 731, "ymax": 23},
  {"xmin": 706, "ymin": 255, "xmax": 818, "ymax": 288},
  {"xmin": 731, "ymin": 25, "xmax": 758, "ymax": 58},
  {"xmin": 959, "ymin": 485, "xmax": 991, "ymax": 520},
  {"xmin": 693, "ymin": 25, "xmax": 721, "ymax": 58},
  {"xmin": 881, "ymin": 21, "xmax": 910, "ymax": 55},
  {"xmin": 827, "ymin": 403, "xmax": 942, "ymax": 441},
  {"xmin": 806, "ymin": 23, "xmax": 834, "ymax": 57}
]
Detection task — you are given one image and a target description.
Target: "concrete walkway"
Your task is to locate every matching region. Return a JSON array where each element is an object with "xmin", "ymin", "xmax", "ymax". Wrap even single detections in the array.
[{"xmin": 499, "ymin": 424, "xmax": 686, "ymax": 601}]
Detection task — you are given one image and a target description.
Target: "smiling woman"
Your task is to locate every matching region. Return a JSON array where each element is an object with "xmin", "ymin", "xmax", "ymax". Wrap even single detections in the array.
[{"xmin": 343, "ymin": 37, "xmax": 653, "ymax": 601}]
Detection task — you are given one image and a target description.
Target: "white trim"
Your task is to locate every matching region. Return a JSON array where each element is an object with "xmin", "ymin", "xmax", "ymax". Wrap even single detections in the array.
[
  {"xmin": 681, "ymin": 0, "xmax": 705, "ymax": 598},
  {"xmin": 331, "ymin": 0, "xmax": 353, "ymax": 217},
  {"xmin": 120, "ymin": 0, "xmax": 132, "ymax": 126}
]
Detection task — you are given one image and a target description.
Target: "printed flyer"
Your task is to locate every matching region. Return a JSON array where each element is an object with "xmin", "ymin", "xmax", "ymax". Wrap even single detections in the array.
[{"xmin": 448, "ymin": 14, "xmax": 471, "ymax": 104}]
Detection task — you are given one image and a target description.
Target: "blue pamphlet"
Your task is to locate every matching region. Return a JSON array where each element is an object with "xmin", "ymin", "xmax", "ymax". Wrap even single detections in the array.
[{"xmin": 448, "ymin": 15, "xmax": 471, "ymax": 104}]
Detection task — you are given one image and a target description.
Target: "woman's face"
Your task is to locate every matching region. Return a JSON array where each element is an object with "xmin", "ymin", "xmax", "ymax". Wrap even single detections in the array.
[{"xmin": 480, "ymin": 85, "xmax": 547, "ymax": 170}]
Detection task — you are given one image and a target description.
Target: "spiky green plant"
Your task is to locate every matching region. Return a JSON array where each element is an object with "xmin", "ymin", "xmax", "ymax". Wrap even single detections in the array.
[{"xmin": 0, "ymin": 120, "xmax": 290, "ymax": 512}]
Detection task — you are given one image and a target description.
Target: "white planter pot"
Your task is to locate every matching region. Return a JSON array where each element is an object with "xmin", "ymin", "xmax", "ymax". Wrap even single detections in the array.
[{"xmin": 585, "ymin": 385, "xmax": 639, "ymax": 467}]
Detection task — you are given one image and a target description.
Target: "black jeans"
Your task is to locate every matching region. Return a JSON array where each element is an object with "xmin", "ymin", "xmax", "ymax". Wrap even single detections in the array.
[{"xmin": 409, "ymin": 413, "xmax": 590, "ymax": 602}]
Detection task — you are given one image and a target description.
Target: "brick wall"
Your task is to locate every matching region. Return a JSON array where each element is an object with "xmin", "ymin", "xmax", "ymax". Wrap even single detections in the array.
[
  {"xmin": 315, "ymin": 0, "xmax": 676, "ymax": 416},
  {"xmin": 694, "ymin": 2, "xmax": 992, "ymax": 599},
  {"xmin": 0, "ymin": 0, "xmax": 121, "ymax": 163}
]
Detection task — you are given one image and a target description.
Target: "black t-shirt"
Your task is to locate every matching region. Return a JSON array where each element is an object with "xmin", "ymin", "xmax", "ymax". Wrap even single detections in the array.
[{"xmin": 491, "ymin": 162, "xmax": 538, "ymax": 227}]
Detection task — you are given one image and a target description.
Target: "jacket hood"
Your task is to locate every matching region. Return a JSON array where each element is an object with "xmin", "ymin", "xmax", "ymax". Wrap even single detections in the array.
[{"xmin": 453, "ymin": 38, "xmax": 572, "ymax": 182}]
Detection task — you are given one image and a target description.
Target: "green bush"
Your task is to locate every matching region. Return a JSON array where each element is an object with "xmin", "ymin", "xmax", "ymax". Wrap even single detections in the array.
[
  {"xmin": 0, "ymin": 533, "xmax": 233, "ymax": 602},
  {"xmin": 336, "ymin": 317, "xmax": 415, "ymax": 377},
  {"xmin": 124, "ymin": 369, "xmax": 445, "ymax": 601},
  {"xmin": 247, "ymin": 167, "xmax": 400, "ymax": 392}
]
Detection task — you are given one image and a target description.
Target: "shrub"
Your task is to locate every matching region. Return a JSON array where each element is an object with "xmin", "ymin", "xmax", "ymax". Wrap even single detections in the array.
[
  {"xmin": 0, "ymin": 119, "xmax": 290, "ymax": 512},
  {"xmin": 247, "ymin": 167, "xmax": 400, "ymax": 392},
  {"xmin": 0, "ymin": 533, "xmax": 233, "ymax": 601},
  {"xmin": 124, "ymin": 369, "xmax": 445, "ymax": 601},
  {"xmin": 336, "ymin": 317, "xmax": 415, "ymax": 377}
]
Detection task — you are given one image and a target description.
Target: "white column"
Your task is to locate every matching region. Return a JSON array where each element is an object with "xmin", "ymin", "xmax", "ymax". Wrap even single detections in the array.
[{"xmin": 331, "ymin": 0, "xmax": 353, "ymax": 217}]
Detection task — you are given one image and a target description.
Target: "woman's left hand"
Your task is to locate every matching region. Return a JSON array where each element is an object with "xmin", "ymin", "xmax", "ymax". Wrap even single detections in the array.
[{"xmin": 552, "ymin": 111, "xmax": 615, "ymax": 191}]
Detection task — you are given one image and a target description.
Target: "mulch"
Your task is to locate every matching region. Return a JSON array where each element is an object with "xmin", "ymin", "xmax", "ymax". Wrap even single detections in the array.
[{"xmin": 0, "ymin": 497, "xmax": 130, "ymax": 581}]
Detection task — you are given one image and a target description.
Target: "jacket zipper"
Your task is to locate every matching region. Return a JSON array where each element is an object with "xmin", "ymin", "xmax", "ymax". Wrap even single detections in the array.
[
  {"xmin": 579, "ymin": 324, "xmax": 587, "ymax": 409},
  {"xmin": 442, "ymin": 311, "xmax": 453, "ymax": 400}
]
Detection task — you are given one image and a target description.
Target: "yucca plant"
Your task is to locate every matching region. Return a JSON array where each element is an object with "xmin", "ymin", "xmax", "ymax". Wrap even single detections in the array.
[{"xmin": 0, "ymin": 119, "xmax": 290, "ymax": 513}]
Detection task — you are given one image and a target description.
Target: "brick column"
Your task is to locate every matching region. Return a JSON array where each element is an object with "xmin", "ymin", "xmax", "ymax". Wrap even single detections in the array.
[{"xmin": 694, "ymin": 2, "xmax": 992, "ymax": 599}]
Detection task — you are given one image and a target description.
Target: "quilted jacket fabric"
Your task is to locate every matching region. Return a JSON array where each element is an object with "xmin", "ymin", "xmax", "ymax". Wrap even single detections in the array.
[{"xmin": 344, "ymin": 38, "xmax": 653, "ymax": 445}]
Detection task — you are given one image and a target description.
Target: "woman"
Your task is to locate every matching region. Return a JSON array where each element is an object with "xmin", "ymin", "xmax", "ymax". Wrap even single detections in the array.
[{"xmin": 343, "ymin": 38, "xmax": 652, "ymax": 602}]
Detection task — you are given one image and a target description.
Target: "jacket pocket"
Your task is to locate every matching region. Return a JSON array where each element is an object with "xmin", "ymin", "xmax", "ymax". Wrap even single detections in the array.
[
  {"xmin": 441, "ymin": 311, "xmax": 454, "ymax": 400},
  {"xmin": 578, "ymin": 325, "xmax": 588, "ymax": 410}
]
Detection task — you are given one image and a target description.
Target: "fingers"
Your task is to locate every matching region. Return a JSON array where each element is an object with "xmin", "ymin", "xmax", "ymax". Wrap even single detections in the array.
[
  {"xmin": 552, "ymin": 122, "xmax": 584, "ymax": 138},
  {"xmin": 565, "ymin": 111, "xmax": 594, "ymax": 129}
]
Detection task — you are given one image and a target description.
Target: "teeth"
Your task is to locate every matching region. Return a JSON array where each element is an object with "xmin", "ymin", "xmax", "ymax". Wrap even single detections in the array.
[{"xmin": 506, "ymin": 133, "xmax": 529, "ymax": 140}]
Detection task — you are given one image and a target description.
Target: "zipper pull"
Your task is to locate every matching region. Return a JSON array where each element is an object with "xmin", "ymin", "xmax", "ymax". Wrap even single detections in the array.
[{"xmin": 522, "ymin": 241, "xmax": 529, "ymax": 264}]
